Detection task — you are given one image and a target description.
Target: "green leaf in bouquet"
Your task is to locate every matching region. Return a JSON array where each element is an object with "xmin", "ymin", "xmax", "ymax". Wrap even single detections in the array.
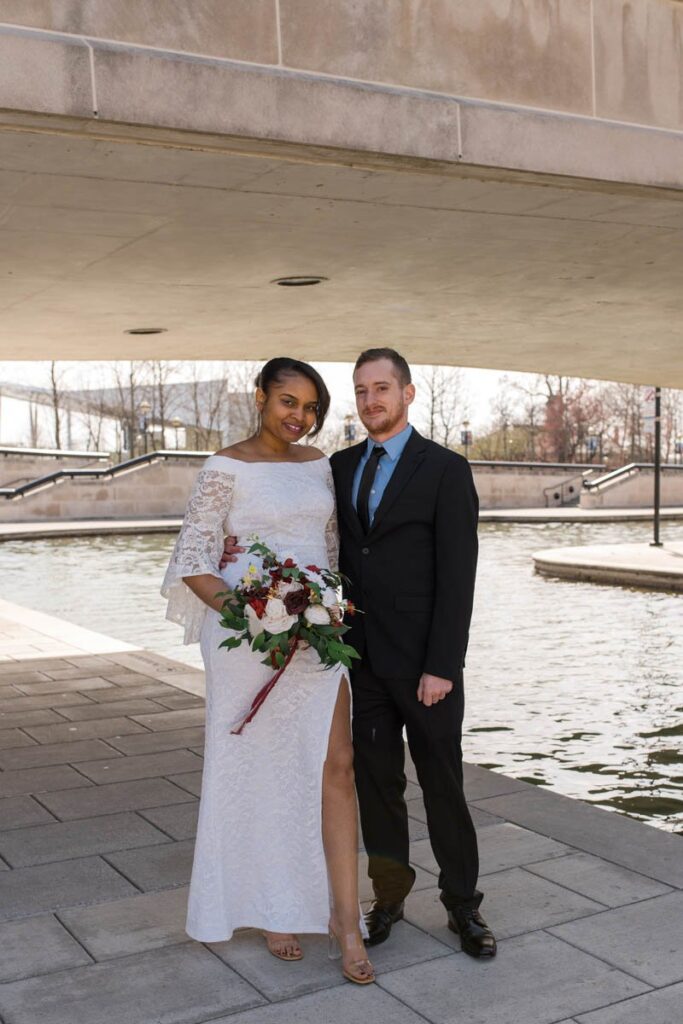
[
  {"xmin": 273, "ymin": 649, "xmax": 286, "ymax": 668},
  {"xmin": 219, "ymin": 636, "xmax": 243, "ymax": 650},
  {"xmin": 252, "ymin": 632, "xmax": 268, "ymax": 652}
]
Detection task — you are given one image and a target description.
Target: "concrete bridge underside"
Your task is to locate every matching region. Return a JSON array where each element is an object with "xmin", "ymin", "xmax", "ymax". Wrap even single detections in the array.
[{"xmin": 1, "ymin": 2, "xmax": 682, "ymax": 387}]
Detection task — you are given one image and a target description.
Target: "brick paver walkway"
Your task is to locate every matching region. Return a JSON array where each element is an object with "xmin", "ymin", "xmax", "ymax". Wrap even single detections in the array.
[{"xmin": 0, "ymin": 602, "xmax": 681, "ymax": 1024}]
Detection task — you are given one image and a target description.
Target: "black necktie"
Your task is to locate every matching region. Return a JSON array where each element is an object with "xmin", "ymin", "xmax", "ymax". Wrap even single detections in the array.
[{"xmin": 357, "ymin": 446, "xmax": 386, "ymax": 534}]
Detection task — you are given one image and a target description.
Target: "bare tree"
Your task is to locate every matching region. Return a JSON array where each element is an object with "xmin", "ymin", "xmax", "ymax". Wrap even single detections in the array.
[
  {"xmin": 417, "ymin": 365, "xmax": 467, "ymax": 448},
  {"xmin": 48, "ymin": 362, "xmax": 64, "ymax": 449},
  {"xmin": 111, "ymin": 361, "xmax": 146, "ymax": 459}
]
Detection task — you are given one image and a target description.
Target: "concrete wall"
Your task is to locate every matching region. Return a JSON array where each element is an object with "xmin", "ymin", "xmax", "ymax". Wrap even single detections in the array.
[
  {"xmin": 580, "ymin": 467, "xmax": 683, "ymax": 508},
  {"xmin": 472, "ymin": 463, "xmax": 590, "ymax": 510},
  {"xmin": 1, "ymin": 1, "xmax": 682, "ymax": 189},
  {"xmin": 0, "ymin": 457, "xmax": 597, "ymax": 519},
  {"xmin": 0, "ymin": 450, "xmax": 109, "ymax": 487},
  {"xmin": 0, "ymin": 458, "xmax": 199, "ymax": 522}
]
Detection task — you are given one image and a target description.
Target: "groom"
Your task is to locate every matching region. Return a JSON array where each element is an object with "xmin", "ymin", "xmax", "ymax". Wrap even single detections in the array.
[{"xmin": 330, "ymin": 349, "xmax": 495, "ymax": 958}]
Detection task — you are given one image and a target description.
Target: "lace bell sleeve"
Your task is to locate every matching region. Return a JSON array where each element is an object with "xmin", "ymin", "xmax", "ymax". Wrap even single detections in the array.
[
  {"xmin": 323, "ymin": 461, "xmax": 340, "ymax": 573},
  {"xmin": 161, "ymin": 466, "xmax": 236, "ymax": 644}
]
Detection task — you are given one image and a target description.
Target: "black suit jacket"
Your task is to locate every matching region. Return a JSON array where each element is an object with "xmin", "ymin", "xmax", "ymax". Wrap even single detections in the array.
[{"xmin": 330, "ymin": 429, "xmax": 478, "ymax": 681}]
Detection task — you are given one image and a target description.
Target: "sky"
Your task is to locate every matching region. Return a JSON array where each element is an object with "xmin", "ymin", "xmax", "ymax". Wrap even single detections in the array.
[{"xmin": 0, "ymin": 359, "xmax": 519, "ymax": 433}]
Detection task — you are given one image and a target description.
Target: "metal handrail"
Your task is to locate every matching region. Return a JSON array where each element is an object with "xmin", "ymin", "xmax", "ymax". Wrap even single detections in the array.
[
  {"xmin": 0, "ymin": 446, "xmax": 110, "ymax": 460},
  {"xmin": 582, "ymin": 461, "xmax": 683, "ymax": 493},
  {"xmin": 0, "ymin": 450, "xmax": 211, "ymax": 500}
]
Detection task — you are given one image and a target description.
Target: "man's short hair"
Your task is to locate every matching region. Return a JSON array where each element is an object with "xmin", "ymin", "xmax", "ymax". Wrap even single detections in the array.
[{"xmin": 354, "ymin": 348, "xmax": 412, "ymax": 387}]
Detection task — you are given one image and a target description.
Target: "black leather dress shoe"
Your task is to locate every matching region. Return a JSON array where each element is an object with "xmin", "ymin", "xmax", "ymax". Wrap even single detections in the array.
[
  {"xmin": 447, "ymin": 907, "xmax": 497, "ymax": 958},
  {"xmin": 364, "ymin": 900, "xmax": 405, "ymax": 947}
]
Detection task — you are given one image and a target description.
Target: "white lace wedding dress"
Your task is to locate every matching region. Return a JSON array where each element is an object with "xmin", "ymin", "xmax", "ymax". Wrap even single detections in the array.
[{"xmin": 162, "ymin": 453, "xmax": 346, "ymax": 942}]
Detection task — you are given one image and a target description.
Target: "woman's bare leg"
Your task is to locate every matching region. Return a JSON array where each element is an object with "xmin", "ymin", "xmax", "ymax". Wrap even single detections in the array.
[{"xmin": 323, "ymin": 679, "xmax": 374, "ymax": 981}]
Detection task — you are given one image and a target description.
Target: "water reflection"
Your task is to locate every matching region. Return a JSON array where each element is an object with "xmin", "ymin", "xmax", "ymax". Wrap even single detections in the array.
[{"xmin": 3, "ymin": 519, "xmax": 681, "ymax": 832}]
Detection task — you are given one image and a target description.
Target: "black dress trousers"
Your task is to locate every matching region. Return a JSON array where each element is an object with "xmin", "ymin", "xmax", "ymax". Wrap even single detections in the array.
[{"xmin": 351, "ymin": 659, "xmax": 482, "ymax": 910}]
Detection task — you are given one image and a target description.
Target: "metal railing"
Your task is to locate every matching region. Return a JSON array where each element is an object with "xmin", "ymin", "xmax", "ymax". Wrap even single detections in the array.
[
  {"xmin": 543, "ymin": 470, "xmax": 598, "ymax": 507},
  {"xmin": 0, "ymin": 450, "xmax": 210, "ymax": 501},
  {"xmin": 0, "ymin": 446, "xmax": 110, "ymax": 460},
  {"xmin": 582, "ymin": 462, "xmax": 683, "ymax": 494}
]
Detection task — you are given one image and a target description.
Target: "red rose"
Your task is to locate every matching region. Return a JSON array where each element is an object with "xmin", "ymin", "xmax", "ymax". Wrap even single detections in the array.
[
  {"xmin": 248, "ymin": 597, "xmax": 267, "ymax": 619},
  {"xmin": 306, "ymin": 564, "xmax": 322, "ymax": 574},
  {"xmin": 284, "ymin": 589, "xmax": 309, "ymax": 615},
  {"xmin": 283, "ymin": 558, "xmax": 296, "ymax": 569}
]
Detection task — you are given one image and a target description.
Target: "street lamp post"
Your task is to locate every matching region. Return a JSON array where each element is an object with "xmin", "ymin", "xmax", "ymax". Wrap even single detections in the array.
[
  {"xmin": 139, "ymin": 400, "xmax": 151, "ymax": 455},
  {"xmin": 171, "ymin": 417, "xmax": 183, "ymax": 450},
  {"xmin": 461, "ymin": 420, "xmax": 472, "ymax": 460}
]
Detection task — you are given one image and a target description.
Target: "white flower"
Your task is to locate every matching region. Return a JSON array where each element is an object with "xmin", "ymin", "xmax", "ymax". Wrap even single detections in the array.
[
  {"xmin": 321, "ymin": 587, "xmax": 339, "ymax": 608},
  {"xmin": 261, "ymin": 598, "xmax": 298, "ymax": 635},
  {"xmin": 245, "ymin": 603, "xmax": 265, "ymax": 638},
  {"xmin": 277, "ymin": 580, "xmax": 303, "ymax": 599},
  {"xmin": 304, "ymin": 604, "xmax": 331, "ymax": 626}
]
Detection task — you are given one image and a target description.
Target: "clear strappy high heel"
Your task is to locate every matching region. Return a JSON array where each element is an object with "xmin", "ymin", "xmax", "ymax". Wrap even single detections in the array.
[{"xmin": 328, "ymin": 921, "xmax": 375, "ymax": 985}]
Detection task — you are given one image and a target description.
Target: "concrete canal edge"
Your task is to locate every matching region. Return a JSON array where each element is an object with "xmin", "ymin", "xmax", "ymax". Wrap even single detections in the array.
[{"xmin": 533, "ymin": 541, "xmax": 683, "ymax": 592}]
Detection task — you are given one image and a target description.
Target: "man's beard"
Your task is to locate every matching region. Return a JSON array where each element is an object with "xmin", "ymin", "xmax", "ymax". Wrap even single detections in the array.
[{"xmin": 360, "ymin": 404, "xmax": 406, "ymax": 437}]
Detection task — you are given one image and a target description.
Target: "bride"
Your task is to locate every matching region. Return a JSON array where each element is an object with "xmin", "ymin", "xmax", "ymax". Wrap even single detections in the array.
[{"xmin": 161, "ymin": 357, "xmax": 374, "ymax": 985}]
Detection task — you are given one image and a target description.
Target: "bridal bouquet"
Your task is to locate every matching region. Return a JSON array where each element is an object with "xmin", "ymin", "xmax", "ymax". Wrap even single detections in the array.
[{"xmin": 217, "ymin": 538, "xmax": 360, "ymax": 734}]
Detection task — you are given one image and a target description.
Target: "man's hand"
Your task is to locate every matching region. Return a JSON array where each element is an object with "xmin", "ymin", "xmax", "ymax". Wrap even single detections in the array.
[
  {"xmin": 219, "ymin": 536, "xmax": 246, "ymax": 570},
  {"xmin": 417, "ymin": 673, "xmax": 453, "ymax": 707}
]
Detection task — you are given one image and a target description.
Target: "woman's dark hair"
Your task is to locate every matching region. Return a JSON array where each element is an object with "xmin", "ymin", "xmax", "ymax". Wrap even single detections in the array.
[
  {"xmin": 255, "ymin": 357, "xmax": 331, "ymax": 437},
  {"xmin": 354, "ymin": 347, "xmax": 412, "ymax": 386}
]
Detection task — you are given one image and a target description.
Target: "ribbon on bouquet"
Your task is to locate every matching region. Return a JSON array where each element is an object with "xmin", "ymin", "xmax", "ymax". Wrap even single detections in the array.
[{"xmin": 230, "ymin": 636, "xmax": 300, "ymax": 735}]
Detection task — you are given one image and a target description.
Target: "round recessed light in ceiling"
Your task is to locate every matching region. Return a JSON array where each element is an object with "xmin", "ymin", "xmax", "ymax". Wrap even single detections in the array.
[
  {"xmin": 271, "ymin": 276, "xmax": 328, "ymax": 287},
  {"xmin": 124, "ymin": 327, "xmax": 168, "ymax": 335}
]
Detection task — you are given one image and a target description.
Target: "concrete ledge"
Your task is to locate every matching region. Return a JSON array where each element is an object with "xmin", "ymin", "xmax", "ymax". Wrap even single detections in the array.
[{"xmin": 533, "ymin": 542, "xmax": 683, "ymax": 592}]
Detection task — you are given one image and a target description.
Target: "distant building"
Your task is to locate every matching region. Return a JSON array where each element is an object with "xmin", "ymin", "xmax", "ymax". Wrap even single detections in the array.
[{"xmin": 0, "ymin": 380, "xmax": 254, "ymax": 457}]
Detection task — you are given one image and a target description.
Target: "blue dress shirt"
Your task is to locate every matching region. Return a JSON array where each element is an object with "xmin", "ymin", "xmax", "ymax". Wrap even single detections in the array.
[{"xmin": 352, "ymin": 423, "xmax": 413, "ymax": 527}]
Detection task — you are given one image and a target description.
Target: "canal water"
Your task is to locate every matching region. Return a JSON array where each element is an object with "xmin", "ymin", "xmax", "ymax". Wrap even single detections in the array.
[{"xmin": 3, "ymin": 520, "xmax": 681, "ymax": 832}]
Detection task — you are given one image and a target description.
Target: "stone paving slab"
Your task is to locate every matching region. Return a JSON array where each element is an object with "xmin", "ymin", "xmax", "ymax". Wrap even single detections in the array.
[
  {"xmin": 0, "ymin": 727, "xmax": 38, "ymax": 749},
  {"xmin": 525, "ymin": 851, "xmax": 673, "ymax": 907},
  {"xmin": 410, "ymin": 823, "xmax": 570, "ymax": 878},
  {"xmin": 0, "ymin": 736, "xmax": 124, "ymax": 770},
  {"xmin": 59, "ymin": 887, "xmax": 190, "ymax": 960},
  {"xmin": 211, "ymin": 984, "xmax": 428, "ymax": 1024},
  {"xmin": 22, "ymin": 716, "xmax": 148, "ymax": 745},
  {"xmin": 0, "ymin": 795, "xmax": 58, "ymax": 830},
  {"xmin": 0, "ymin": 764, "xmax": 94, "ymax": 798},
  {"xmin": 0, "ymin": 913, "xmax": 93, "ymax": 981},
  {"xmin": 211, "ymin": 917, "xmax": 450, "ymax": 1004},
  {"xmin": 12, "ymin": 676, "xmax": 118, "ymax": 696},
  {"xmin": 0, "ymin": 707, "xmax": 70, "ymax": 728},
  {"xmin": 550, "ymin": 890, "xmax": 683, "ymax": 987},
  {"xmin": 0, "ymin": 812, "xmax": 170, "ymax": 868},
  {"xmin": 378, "ymin": 931, "xmax": 650, "ymax": 1024},
  {"xmin": 167, "ymin": 770, "xmax": 203, "ymax": 796},
  {"xmin": 130, "ymin": 708, "xmax": 206, "ymax": 731},
  {"xmin": 86, "ymin": 681, "xmax": 179, "ymax": 702},
  {"xmin": 77, "ymin": 748, "xmax": 204, "ymax": 783},
  {"xmin": 138, "ymin": 801, "xmax": 199, "ymax": 840},
  {"xmin": 0, "ymin": 943, "xmax": 265, "ymax": 1024},
  {"xmin": 153, "ymin": 692, "xmax": 206, "ymax": 710},
  {"xmin": 37, "ymin": 777, "xmax": 196, "ymax": 821},
  {"xmin": 0, "ymin": 856, "xmax": 137, "ymax": 920},
  {"xmin": 106, "ymin": 725, "xmax": 206, "ymax": 755},
  {"xmin": 574, "ymin": 982, "xmax": 683, "ymax": 1023},
  {"xmin": 405, "ymin": 868, "xmax": 604, "ymax": 947},
  {"xmin": 473, "ymin": 786, "xmax": 683, "ymax": 887},
  {"xmin": 57, "ymin": 698, "xmax": 169, "ymax": 721},
  {"xmin": 0, "ymin": 691, "xmax": 96, "ymax": 712},
  {"xmin": 105, "ymin": 838, "xmax": 196, "ymax": 891}
]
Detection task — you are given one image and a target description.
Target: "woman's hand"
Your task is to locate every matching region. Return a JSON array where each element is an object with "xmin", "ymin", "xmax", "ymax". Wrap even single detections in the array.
[{"xmin": 220, "ymin": 535, "xmax": 246, "ymax": 569}]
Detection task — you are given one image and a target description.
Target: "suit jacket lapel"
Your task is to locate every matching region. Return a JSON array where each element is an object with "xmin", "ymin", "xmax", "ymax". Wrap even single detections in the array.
[{"xmin": 370, "ymin": 428, "xmax": 427, "ymax": 534}]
